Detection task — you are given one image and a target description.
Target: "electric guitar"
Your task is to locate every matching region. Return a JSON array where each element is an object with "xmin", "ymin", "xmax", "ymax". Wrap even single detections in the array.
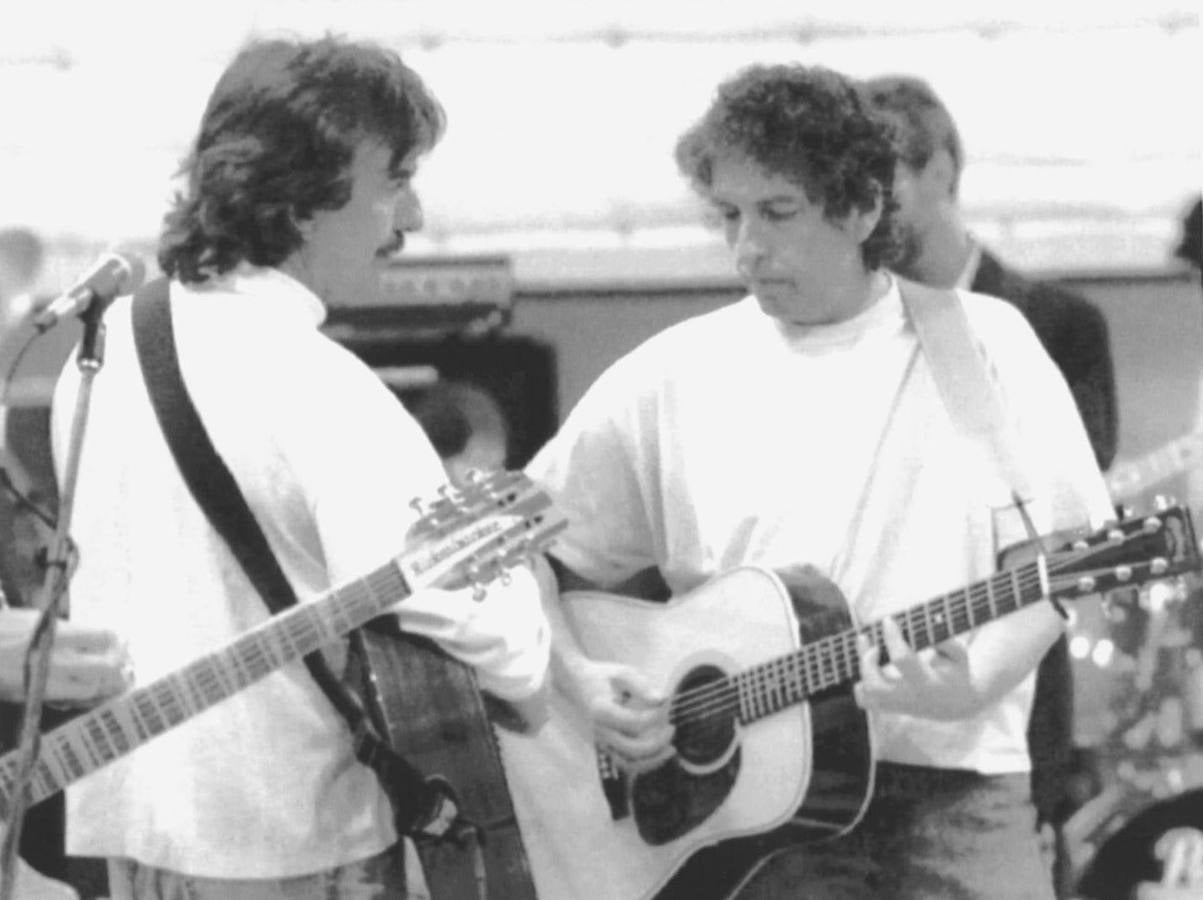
[
  {"xmin": 0, "ymin": 470, "xmax": 565, "ymax": 895},
  {"xmin": 501, "ymin": 506, "xmax": 1201, "ymax": 900}
]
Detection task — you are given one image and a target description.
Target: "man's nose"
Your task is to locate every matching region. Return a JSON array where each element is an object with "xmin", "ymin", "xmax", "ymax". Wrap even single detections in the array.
[
  {"xmin": 395, "ymin": 188, "xmax": 424, "ymax": 232},
  {"xmin": 733, "ymin": 218, "xmax": 769, "ymax": 268}
]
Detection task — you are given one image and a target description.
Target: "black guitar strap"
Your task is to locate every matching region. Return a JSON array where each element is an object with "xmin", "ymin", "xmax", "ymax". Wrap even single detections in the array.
[{"xmin": 129, "ymin": 277, "xmax": 461, "ymax": 840}]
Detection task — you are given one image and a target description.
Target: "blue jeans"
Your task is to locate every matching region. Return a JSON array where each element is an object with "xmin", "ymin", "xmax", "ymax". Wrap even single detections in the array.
[
  {"xmin": 105, "ymin": 844, "xmax": 411, "ymax": 900},
  {"xmin": 737, "ymin": 762, "xmax": 1056, "ymax": 900}
]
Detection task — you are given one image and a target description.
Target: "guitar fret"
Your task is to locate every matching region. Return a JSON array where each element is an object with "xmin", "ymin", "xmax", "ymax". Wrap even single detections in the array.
[
  {"xmin": 806, "ymin": 646, "xmax": 820, "ymax": 693},
  {"xmin": 783, "ymin": 657, "xmax": 800, "ymax": 706},
  {"xmin": 181, "ymin": 669, "xmax": 208, "ymax": 716},
  {"xmin": 1007, "ymin": 569, "xmax": 1023, "ymax": 615},
  {"xmin": 326, "ymin": 584, "xmax": 360, "ymax": 636},
  {"xmin": 843, "ymin": 632, "xmax": 859, "ymax": 682},
  {"xmin": 775, "ymin": 663, "xmax": 788, "ymax": 712},
  {"xmin": 133, "ymin": 691, "xmax": 164, "ymax": 736},
  {"xmin": 288, "ymin": 613, "xmax": 323, "ymax": 653},
  {"xmin": 48, "ymin": 734, "xmax": 84, "ymax": 782},
  {"xmin": 242, "ymin": 636, "xmax": 275, "ymax": 681},
  {"xmin": 83, "ymin": 715, "xmax": 114, "ymax": 766},
  {"xmin": 943, "ymin": 594, "xmax": 959, "ymax": 636},
  {"xmin": 899, "ymin": 611, "xmax": 917, "ymax": 651},
  {"xmin": 99, "ymin": 707, "xmax": 133, "ymax": 756},
  {"xmin": 751, "ymin": 669, "xmax": 767, "ymax": 720},
  {"xmin": 822, "ymin": 637, "xmax": 840, "ymax": 688},
  {"xmin": 153, "ymin": 678, "xmax": 186, "ymax": 726},
  {"xmin": 739, "ymin": 671, "xmax": 758, "ymax": 721}
]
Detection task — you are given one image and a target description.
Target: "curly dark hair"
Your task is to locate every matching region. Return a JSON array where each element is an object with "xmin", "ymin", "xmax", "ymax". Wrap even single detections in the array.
[
  {"xmin": 159, "ymin": 35, "xmax": 445, "ymax": 284},
  {"xmin": 675, "ymin": 64, "xmax": 900, "ymax": 271}
]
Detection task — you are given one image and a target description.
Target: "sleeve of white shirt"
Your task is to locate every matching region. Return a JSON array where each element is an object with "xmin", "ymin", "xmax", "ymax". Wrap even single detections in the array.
[
  {"xmin": 967, "ymin": 294, "xmax": 1115, "ymax": 533},
  {"xmin": 287, "ymin": 344, "xmax": 550, "ymax": 700},
  {"xmin": 525, "ymin": 357, "xmax": 660, "ymax": 586}
]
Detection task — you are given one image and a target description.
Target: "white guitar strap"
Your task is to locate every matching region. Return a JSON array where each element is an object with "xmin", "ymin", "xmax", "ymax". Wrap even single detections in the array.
[{"xmin": 898, "ymin": 277, "xmax": 1036, "ymax": 507}]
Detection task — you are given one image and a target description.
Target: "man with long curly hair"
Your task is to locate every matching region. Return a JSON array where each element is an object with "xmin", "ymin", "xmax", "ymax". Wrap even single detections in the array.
[
  {"xmin": 49, "ymin": 35, "xmax": 550, "ymax": 899},
  {"xmin": 518, "ymin": 63, "xmax": 1112, "ymax": 899}
]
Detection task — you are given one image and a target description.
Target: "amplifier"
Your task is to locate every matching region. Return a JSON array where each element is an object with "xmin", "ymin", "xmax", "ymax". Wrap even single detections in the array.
[{"xmin": 324, "ymin": 255, "xmax": 514, "ymax": 341}]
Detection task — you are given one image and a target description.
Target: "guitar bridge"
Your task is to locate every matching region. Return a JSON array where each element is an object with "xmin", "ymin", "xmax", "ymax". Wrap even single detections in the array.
[{"xmin": 596, "ymin": 749, "xmax": 629, "ymax": 820}]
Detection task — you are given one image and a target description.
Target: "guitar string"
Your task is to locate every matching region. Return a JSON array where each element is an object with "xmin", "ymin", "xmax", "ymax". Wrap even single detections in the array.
[
  {"xmin": 665, "ymin": 569, "xmax": 1123, "ymax": 751},
  {"xmin": 1, "ymin": 483, "xmax": 554, "ymax": 805},
  {"xmin": 665, "ymin": 562, "xmax": 1049, "ymax": 723},
  {"xmin": 667, "ymin": 528, "xmax": 1136, "ymax": 724},
  {"xmin": 667, "ymin": 557, "xmax": 1136, "ymax": 736},
  {"xmin": 661, "ymin": 538, "xmax": 1129, "ymax": 730},
  {"xmin": 662, "ymin": 566, "xmax": 1126, "ymax": 749},
  {"xmin": 664, "ymin": 566, "xmax": 1050, "ymax": 730}
]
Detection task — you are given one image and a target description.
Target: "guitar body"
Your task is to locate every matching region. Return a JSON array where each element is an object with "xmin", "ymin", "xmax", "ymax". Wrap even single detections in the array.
[
  {"xmin": 351, "ymin": 620, "xmax": 538, "ymax": 900},
  {"xmin": 500, "ymin": 567, "xmax": 874, "ymax": 900}
]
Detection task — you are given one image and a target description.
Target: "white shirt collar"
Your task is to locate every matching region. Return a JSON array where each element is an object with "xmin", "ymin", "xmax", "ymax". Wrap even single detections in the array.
[
  {"xmin": 955, "ymin": 238, "xmax": 983, "ymax": 291},
  {"xmin": 189, "ymin": 263, "xmax": 327, "ymax": 327}
]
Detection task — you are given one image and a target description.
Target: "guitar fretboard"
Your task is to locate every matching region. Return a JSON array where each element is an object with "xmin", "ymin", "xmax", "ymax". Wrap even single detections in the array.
[
  {"xmin": 671, "ymin": 560, "xmax": 1047, "ymax": 729},
  {"xmin": 0, "ymin": 564, "xmax": 409, "ymax": 817}
]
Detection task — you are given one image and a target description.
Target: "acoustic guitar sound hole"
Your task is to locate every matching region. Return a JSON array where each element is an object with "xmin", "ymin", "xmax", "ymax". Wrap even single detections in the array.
[{"xmin": 673, "ymin": 664, "xmax": 736, "ymax": 768}]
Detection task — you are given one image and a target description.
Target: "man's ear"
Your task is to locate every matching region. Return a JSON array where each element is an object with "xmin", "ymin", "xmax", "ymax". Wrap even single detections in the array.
[
  {"xmin": 927, "ymin": 148, "xmax": 958, "ymax": 199},
  {"xmin": 290, "ymin": 208, "xmax": 314, "ymax": 238},
  {"xmin": 851, "ymin": 184, "xmax": 884, "ymax": 244}
]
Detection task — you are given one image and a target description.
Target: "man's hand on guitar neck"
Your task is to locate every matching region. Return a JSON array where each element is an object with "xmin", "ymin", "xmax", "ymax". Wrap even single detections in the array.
[
  {"xmin": 853, "ymin": 604, "xmax": 1061, "ymax": 721},
  {"xmin": 0, "ymin": 607, "xmax": 132, "ymax": 706},
  {"xmin": 854, "ymin": 616, "xmax": 981, "ymax": 720}
]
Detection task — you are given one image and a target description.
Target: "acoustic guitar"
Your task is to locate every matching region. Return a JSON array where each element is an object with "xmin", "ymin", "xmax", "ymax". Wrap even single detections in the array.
[
  {"xmin": 501, "ymin": 506, "xmax": 1201, "ymax": 900},
  {"xmin": 0, "ymin": 471, "xmax": 565, "ymax": 896}
]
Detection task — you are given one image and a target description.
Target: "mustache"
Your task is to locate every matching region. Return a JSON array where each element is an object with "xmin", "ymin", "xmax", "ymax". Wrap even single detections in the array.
[{"xmin": 376, "ymin": 230, "xmax": 406, "ymax": 258}]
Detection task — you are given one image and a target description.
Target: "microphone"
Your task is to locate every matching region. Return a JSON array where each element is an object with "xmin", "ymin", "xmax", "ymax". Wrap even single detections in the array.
[{"xmin": 33, "ymin": 252, "xmax": 146, "ymax": 331}]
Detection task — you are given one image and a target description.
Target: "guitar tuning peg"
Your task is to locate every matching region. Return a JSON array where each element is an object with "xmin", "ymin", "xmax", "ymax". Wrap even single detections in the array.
[
  {"xmin": 1152, "ymin": 494, "xmax": 1175, "ymax": 511},
  {"xmin": 471, "ymin": 580, "xmax": 487, "ymax": 602},
  {"xmin": 410, "ymin": 497, "xmax": 425, "ymax": 515}
]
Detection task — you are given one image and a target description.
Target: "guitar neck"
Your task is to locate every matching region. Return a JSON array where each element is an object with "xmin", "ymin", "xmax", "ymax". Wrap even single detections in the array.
[
  {"xmin": 0, "ymin": 563, "xmax": 410, "ymax": 817},
  {"xmin": 729, "ymin": 560, "xmax": 1047, "ymax": 725}
]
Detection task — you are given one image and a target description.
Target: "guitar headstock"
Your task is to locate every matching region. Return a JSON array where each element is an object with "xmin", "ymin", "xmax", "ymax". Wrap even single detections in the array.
[
  {"xmin": 1048, "ymin": 503, "xmax": 1201, "ymax": 601},
  {"xmin": 397, "ymin": 470, "xmax": 567, "ymax": 596}
]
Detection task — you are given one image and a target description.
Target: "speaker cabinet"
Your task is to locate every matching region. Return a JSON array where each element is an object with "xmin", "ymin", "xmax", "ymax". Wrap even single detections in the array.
[{"xmin": 336, "ymin": 333, "xmax": 559, "ymax": 471}]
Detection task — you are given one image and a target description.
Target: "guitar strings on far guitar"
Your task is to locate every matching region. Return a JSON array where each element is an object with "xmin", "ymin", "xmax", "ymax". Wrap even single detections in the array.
[{"xmin": 0, "ymin": 472, "xmax": 565, "ymax": 867}]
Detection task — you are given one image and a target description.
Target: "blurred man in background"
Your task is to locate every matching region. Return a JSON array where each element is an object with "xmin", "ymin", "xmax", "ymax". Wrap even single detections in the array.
[
  {"xmin": 863, "ymin": 74, "xmax": 1120, "ymax": 898},
  {"xmin": 862, "ymin": 77, "xmax": 1117, "ymax": 472}
]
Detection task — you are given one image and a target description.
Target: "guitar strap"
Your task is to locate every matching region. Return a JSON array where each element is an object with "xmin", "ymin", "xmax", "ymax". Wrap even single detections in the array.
[
  {"xmin": 129, "ymin": 278, "xmax": 463, "ymax": 841},
  {"xmin": 898, "ymin": 277, "xmax": 1036, "ymax": 508}
]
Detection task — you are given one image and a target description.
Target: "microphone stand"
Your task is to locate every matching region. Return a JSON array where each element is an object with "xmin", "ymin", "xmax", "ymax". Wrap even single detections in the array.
[{"xmin": 0, "ymin": 289, "xmax": 109, "ymax": 900}]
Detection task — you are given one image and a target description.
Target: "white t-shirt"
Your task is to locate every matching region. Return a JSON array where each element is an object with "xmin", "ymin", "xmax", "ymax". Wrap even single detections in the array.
[
  {"xmin": 52, "ymin": 266, "xmax": 549, "ymax": 877},
  {"xmin": 528, "ymin": 277, "xmax": 1112, "ymax": 773}
]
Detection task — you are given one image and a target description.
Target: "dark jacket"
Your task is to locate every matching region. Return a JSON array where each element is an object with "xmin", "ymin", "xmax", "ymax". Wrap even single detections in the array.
[
  {"xmin": 969, "ymin": 247, "xmax": 1119, "ymax": 829},
  {"xmin": 971, "ymin": 248, "xmax": 1118, "ymax": 471}
]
